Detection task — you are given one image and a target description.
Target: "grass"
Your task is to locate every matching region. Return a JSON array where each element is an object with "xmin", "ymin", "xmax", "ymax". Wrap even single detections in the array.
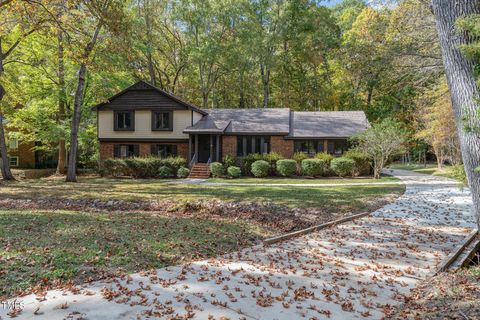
[
  {"xmin": 208, "ymin": 175, "xmax": 400, "ymax": 184},
  {"xmin": 0, "ymin": 175, "xmax": 405, "ymax": 298},
  {"xmin": 0, "ymin": 209, "xmax": 265, "ymax": 298},
  {"xmin": 0, "ymin": 175, "xmax": 405, "ymax": 211},
  {"xmin": 388, "ymin": 162, "xmax": 465, "ymax": 182}
]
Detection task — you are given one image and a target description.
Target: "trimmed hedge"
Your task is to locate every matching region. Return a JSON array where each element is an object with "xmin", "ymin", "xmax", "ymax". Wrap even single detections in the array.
[
  {"xmin": 177, "ymin": 167, "xmax": 190, "ymax": 178},
  {"xmin": 223, "ymin": 155, "xmax": 237, "ymax": 168},
  {"xmin": 293, "ymin": 152, "xmax": 309, "ymax": 164},
  {"xmin": 251, "ymin": 160, "xmax": 270, "ymax": 177},
  {"xmin": 315, "ymin": 152, "xmax": 334, "ymax": 166},
  {"xmin": 301, "ymin": 159, "xmax": 325, "ymax": 177},
  {"xmin": 210, "ymin": 162, "xmax": 225, "ymax": 178},
  {"xmin": 276, "ymin": 159, "xmax": 297, "ymax": 177},
  {"xmin": 343, "ymin": 150, "xmax": 371, "ymax": 176},
  {"xmin": 158, "ymin": 166, "xmax": 173, "ymax": 178},
  {"xmin": 330, "ymin": 157, "xmax": 355, "ymax": 177},
  {"xmin": 100, "ymin": 156, "xmax": 186, "ymax": 178},
  {"xmin": 240, "ymin": 152, "xmax": 283, "ymax": 175},
  {"xmin": 227, "ymin": 166, "xmax": 242, "ymax": 179}
]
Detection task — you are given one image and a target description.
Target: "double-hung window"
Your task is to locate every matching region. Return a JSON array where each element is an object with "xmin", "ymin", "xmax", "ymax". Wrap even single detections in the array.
[
  {"xmin": 152, "ymin": 111, "xmax": 173, "ymax": 131},
  {"xmin": 151, "ymin": 144, "xmax": 177, "ymax": 158},
  {"xmin": 114, "ymin": 144, "xmax": 139, "ymax": 158},
  {"xmin": 114, "ymin": 111, "xmax": 134, "ymax": 131}
]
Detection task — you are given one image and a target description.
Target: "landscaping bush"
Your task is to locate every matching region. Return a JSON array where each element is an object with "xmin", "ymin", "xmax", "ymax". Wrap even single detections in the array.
[
  {"xmin": 330, "ymin": 157, "xmax": 355, "ymax": 177},
  {"xmin": 158, "ymin": 166, "xmax": 173, "ymax": 178},
  {"xmin": 293, "ymin": 152, "xmax": 309, "ymax": 163},
  {"xmin": 276, "ymin": 159, "xmax": 297, "ymax": 177},
  {"xmin": 223, "ymin": 155, "xmax": 237, "ymax": 168},
  {"xmin": 251, "ymin": 160, "xmax": 270, "ymax": 177},
  {"xmin": 240, "ymin": 152, "xmax": 283, "ymax": 175},
  {"xmin": 210, "ymin": 162, "xmax": 225, "ymax": 178},
  {"xmin": 123, "ymin": 158, "xmax": 150, "ymax": 178},
  {"xmin": 343, "ymin": 150, "xmax": 372, "ymax": 176},
  {"xmin": 177, "ymin": 167, "xmax": 190, "ymax": 178},
  {"xmin": 227, "ymin": 166, "xmax": 242, "ymax": 179},
  {"xmin": 315, "ymin": 152, "xmax": 334, "ymax": 166},
  {"xmin": 301, "ymin": 159, "xmax": 325, "ymax": 177},
  {"xmin": 161, "ymin": 156, "xmax": 187, "ymax": 175},
  {"xmin": 101, "ymin": 158, "xmax": 127, "ymax": 177}
]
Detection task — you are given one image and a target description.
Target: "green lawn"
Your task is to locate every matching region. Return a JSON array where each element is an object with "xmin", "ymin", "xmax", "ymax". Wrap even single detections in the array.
[
  {"xmin": 388, "ymin": 163, "xmax": 464, "ymax": 181},
  {"xmin": 0, "ymin": 176, "xmax": 405, "ymax": 298},
  {"xmin": 208, "ymin": 175, "xmax": 400, "ymax": 184},
  {"xmin": 0, "ymin": 175, "xmax": 405, "ymax": 211},
  {"xmin": 0, "ymin": 209, "xmax": 265, "ymax": 298}
]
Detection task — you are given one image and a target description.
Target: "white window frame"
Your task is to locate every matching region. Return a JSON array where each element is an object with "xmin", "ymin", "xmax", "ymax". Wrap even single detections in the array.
[{"xmin": 9, "ymin": 156, "xmax": 19, "ymax": 167}]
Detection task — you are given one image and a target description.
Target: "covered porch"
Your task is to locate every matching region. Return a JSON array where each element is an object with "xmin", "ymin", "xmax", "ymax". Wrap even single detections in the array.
[{"xmin": 188, "ymin": 134, "xmax": 222, "ymax": 165}]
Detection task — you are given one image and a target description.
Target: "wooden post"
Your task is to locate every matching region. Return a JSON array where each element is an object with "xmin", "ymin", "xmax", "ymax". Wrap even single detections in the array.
[
  {"xmin": 216, "ymin": 135, "xmax": 220, "ymax": 161},
  {"xmin": 209, "ymin": 135, "xmax": 213, "ymax": 161},
  {"xmin": 194, "ymin": 134, "xmax": 198, "ymax": 163},
  {"xmin": 188, "ymin": 135, "xmax": 192, "ymax": 163},
  {"xmin": 324, "ymin": 140, "xmax": 328, "ymax": 154}
]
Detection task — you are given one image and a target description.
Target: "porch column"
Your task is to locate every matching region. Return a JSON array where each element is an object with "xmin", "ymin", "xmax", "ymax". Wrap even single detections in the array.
[
  {"xmin": 260, "ymin": 136, "xmax": 265, "ymax": 154},
  {"xmin": 324, "ymin": 140, "xmax": 328, "ymax": 154},
  {"xmin": 209, "ymin": 135, "xmax": 214, "ymax": 161},
  {"xmin": 188, "ymin": 135, "xmax": 192, "ymax": 163},
  {"xmin": 194, "ymin": 134, "xmax": 199, "ymax": 162},
  {"xmin": 216, "ymin": 135, "xmax": 220, "ymax": 161}
]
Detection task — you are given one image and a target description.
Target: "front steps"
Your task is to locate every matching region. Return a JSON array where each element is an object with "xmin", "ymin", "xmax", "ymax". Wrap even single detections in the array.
[{"xmin": 188, "ymin": 163, "xmax": 210, "ymax": 179}]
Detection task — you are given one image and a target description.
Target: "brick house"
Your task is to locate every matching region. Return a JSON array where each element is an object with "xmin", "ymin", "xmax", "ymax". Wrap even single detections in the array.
[{"xmin": 93, "ymin": 81, "xmax": 369, "ymax": 164}]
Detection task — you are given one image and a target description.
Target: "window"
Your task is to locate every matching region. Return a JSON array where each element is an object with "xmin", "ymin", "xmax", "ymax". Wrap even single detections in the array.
[
  {"xmin": 152, "ymin": 111, "xmax": 173, "ymax": 131},
  {"xmin": 9, "ymin": 156, "xmax": 19, "ymax": 167},
  {"xmin": 113, "ymin": 144, "xmax": 139, "ymax": 158},
  {"xmin": 294, "ymin": 140, "xmax": 325, "ymax": 156},
  {"xmin": 114, "ymin": 111, "xmax": 134, "ymax": 131},
  {"xmin": 151, "ymin": 144, "xmax": 177, "ymax": 157},
  {"xmin": 236, "ymin": 136, "xmax": 270, "ymax": 156},
  {"xmin": 8, "ymin": 137, "xmax": 18, "ymax": 150}
]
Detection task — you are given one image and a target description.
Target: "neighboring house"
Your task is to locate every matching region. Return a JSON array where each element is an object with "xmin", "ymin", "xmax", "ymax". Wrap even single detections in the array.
[{"xmin": 92, "ymin": 81, "xmax": 369, "ymax": 164}]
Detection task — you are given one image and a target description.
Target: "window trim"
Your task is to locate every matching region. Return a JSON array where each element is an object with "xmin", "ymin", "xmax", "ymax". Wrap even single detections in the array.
[
  {"xmin": 114, "ymin": 110, "xmax": 135, "ymax": 131},
  {"xmin": 151, "ymin": 111, "xmax": 173, "ymax": 131},
  {"xmin": 9, "ymin": 156, "xmax": 19, "ymax": 167}
]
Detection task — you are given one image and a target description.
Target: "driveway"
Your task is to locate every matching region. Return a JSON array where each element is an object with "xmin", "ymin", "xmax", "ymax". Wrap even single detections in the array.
[{"xmin": 3, "ymin": 169, "xmax": 477, "ymax": 320}]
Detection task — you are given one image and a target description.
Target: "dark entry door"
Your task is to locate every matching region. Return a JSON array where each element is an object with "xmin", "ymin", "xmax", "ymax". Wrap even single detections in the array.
[{"xmin": 197, "ymin": 135, "xmax": 211, "ymax": 163}]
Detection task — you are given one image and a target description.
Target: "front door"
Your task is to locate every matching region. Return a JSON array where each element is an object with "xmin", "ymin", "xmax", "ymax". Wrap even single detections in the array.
[{"xmin": 197, "ymin": 135, "xmax": 211, "ymax": 163}]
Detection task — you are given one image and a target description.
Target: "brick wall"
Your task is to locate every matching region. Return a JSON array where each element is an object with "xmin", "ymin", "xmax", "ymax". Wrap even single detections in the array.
[
  {"xmin": 271, "ymin": 136, "xmax": 294, "ymax": 158},
  {"xmin": 7, "ymin": 141, "xmax": 36, "ymax": 168},
  {"xmin": 139, "ymin": 143, "xmax": 150, "ymax": 157},
  {"xmin": 222, "ymin": 136, "xmax": 237, "ymax": 157},
  {"xmin": 99, "ymin": 142, "xmax": 114, "ymax": 160},
  {"xmin": 177, "ymin": 143, "xmax": 188, "ymax": 159}
]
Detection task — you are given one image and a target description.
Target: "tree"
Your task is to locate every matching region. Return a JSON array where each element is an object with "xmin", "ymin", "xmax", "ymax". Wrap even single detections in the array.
[
  {"xmin": 431, "ymin": 0, "xmax": 480, "ymax": 228},
  {"xmin": 354, "ymin": 118, "xmax": 408, "ymax": 179},
  {"xmin": 66, "ymin": 0, "xmax": 125, "ymax": 182}
]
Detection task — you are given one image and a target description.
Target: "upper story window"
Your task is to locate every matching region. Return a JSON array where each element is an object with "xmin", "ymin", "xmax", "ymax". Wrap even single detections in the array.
[
  {"xmin": 152, "ymin": 111, "xmax": 173, "ymax": 131},
  {"xmin": 114, "ymin": 111, "xmax": 134, "ymax": 131},
  {"xmin": 8, "ymin": 137, "xmax": 18, "ymax": 150}
]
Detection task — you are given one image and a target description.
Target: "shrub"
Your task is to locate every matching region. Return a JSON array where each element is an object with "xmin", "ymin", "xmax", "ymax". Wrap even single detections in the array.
[
  {"xmin": 227, "ymin": 166, "xmax": 242, "ymax": 179},
  {"xmin": 343, "ymin": 150, "xmax": 372, "ymax": 176},
  {"xmin": 315, "ymin": 152, "xmax": 334, "ymax": 166},
  {"xmin": 251, "ymin": 160, "xmax": 270, "ymax": 177},
  {"xmin": 330, "ymin": 157, "xmax": 355, "ymax": 177},
  {"xmin": 293, "ymin": 152, "xmax": 309, "ymax": 163},
  {"xmin": 241, "ymin": 153, "xmax": 263, "ymax": 175},
  {"xmin": 177, "ymin": 167, "xmax": 190, "ymax": 178},
  {"xmin": 301, "ymin": 159, "xmax": 325, "ymax": 177},
  {"xmin": 101, "ymin": 158, "xmax": 127, "ymax": 177},
  {"xmin": 158, "ymin": 166, "xmax": 173, "ymax": 178},
  {"xmin": 123, "ymin": 158, "xmax": 149, "ymax": 178},
  {"xmin": 210, "ymin": 162, "xmax": 225, "ymax": 178},
  {"xmin": 162, "ymin": 156, "xmax": 187, "ymax": 175},
  {"xmin": 223, "ymin": 155, "xmax": 237, "ymax": 168},
  {"xmin": 276, "ymin": 159, "xmax": 297, "ymax": 177}
]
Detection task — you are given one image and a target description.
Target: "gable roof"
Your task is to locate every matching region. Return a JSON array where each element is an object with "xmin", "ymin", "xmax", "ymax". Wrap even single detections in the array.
[
  {"xmin": 91, "ymin": 81, "xmax": 207, "ymax": 115},
  {"xmin": 289, "ymin": 111, "xmax": 369, "ymax": 138},
  {"xmin": 184, "ymin": 108, "xmax": 291, "ymax": 134}
]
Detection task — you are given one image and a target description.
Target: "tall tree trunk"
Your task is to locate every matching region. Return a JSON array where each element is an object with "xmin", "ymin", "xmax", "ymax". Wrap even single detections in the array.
[
  {"xmin": 432, "ymin": 0, "xmax": 480, "ymax": 228},
  {"xmin": 0, "ymin": 53, "xmax": 14, "ymax": 180},
  {"xmin": 57, "ymin": 30, "xmax": 67, "ymax": 174},
  {"xmin": 66, "ymin": 24, "xmax": 102, "ymax": 182},
  {"xmin": 261, "ymin": 64, "xmax": 269, "ymax": 108}
]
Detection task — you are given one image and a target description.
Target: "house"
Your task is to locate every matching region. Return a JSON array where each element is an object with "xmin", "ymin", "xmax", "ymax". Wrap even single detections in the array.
[{"xmin": 92, "ymin": 81, "xmax": 369, "ymax": 165}]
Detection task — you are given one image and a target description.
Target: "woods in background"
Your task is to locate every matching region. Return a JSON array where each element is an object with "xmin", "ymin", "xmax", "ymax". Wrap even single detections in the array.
[{"xmin": 0, "ymin": 0, "xmax": 476, "ymax": 178}]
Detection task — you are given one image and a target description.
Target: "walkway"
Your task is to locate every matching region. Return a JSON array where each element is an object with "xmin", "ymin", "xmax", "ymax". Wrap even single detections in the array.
[{"xmin": 3, "ymin": 170, "xmax": 477, "ymax": 320}]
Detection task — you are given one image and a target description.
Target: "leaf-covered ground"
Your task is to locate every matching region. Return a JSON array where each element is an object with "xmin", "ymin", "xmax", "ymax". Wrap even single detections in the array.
[
  {"xmin": 393, "ymin": 264, "xmax": 480, "ymax": 319},
  {"xmin": 0, "ymin": 176, "xmax": 405, "ymax": 299}
]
